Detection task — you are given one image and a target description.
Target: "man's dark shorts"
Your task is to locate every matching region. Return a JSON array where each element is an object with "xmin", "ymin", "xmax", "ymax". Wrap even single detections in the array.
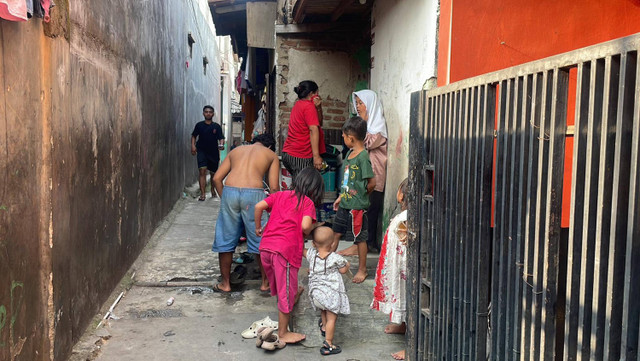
[
  {"xmin": 332, "ymin": 207, "xmax": 368, "ymax": 243},
  {"xmin": 197, "ymin": 151, "xmax": 219, "ymax": 172}
]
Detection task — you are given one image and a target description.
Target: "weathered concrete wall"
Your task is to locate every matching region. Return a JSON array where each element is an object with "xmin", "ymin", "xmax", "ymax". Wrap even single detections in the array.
[
  {"xmin": 0, "ymin": 1, "xmax": 220, "ymax": 359},
  {"xmin": 276, "ymin": 34, "xmax": 369, "ymax": 147},
  {"xmin": 370, "ymin": 0, "xmax": 438, "ymax": 227}
]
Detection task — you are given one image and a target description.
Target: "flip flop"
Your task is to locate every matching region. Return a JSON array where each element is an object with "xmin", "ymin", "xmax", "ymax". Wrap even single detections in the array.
[
  {"xmin": 320, "ymin": 341, "xmax": 341, "ymax": 355},
  {"xmin": 212, "ymin": 284, "xmax": 229, "ymax": 293},
  {"xmin": 198, "ymin": 195, "xmax": 206, "ymax": 201}
]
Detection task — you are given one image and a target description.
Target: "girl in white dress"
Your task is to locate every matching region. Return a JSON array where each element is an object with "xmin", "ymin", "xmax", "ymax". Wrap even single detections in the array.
[
  {"xmin": 304, "ymin": 226, "xmax": 350, "ymax": 356},
  {"xmin": 371, "ymin": 178, "xmax": 409, "ymax": 360}
]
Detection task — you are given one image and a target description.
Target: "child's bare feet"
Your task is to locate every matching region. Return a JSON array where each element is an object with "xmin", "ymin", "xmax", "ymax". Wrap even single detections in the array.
[
  {"xmin": 392, "ymin": 349, "xmax": 406, "ymax": 360},
  {"xmin": 352, "ymin": 270, "xmax": 368, "ymax": 283},
  {"xmin": 338, "ymin": 244, "xmax": 358, "ymax": 256},
  {"xmin": 260, "ymin": 281, "xmax": 270, "ymax": 292},
  {"xmin": 384, "ymin": 323, "xmax": 406, "ymax": 334},
  {"xmin": 279, "ymin": 331, "xmax": 306, "ymax": 344}
]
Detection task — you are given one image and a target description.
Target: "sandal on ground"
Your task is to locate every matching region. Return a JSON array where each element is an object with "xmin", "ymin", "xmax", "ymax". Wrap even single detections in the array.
[
  {"xmin": 242, "ymin": 316, "xmax": 279, "ymax": 339},
  {"xmin": 233, "ymin": 252, "xmax": 255, "ymax": 264},
  {"xmin": 198, "ymin": 195, "xmax": 206, "ymax": 201},
  {"xmin": 318, "ymin": 318, "xmax": 325, "ymax": 337},
  {"xmin": 255, "ymin": 327, "xmax": 275, "ymax": 347},
  {"xmin": 320, "ymin": 341, "xmax": 341, "ymax": 356},
  {"xmin": 261, "ymin": 333, "xmax": 286, "ymax": 351}
]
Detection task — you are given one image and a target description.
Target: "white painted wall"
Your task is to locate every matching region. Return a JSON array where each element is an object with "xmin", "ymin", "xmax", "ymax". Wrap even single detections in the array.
[
  {"xmin": 370, "ymin": 0, "xmax": 439, "ymax": 224},
  {"xmin": 286, "ymin": 49, "xmax": 353, "ymax": 104}
]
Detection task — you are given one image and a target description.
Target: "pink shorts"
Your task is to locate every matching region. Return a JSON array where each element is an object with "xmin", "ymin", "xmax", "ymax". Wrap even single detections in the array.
[{"xmin": 260, "ymin": 250, "xmax": 299, "ymax": 314}]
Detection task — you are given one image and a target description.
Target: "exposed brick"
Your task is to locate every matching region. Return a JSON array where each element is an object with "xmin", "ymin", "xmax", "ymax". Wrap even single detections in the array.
[
  {"xmin": 298, "ymin": 40, "xmax": 316, "ymax": 48},
  {"xmin": 333, "ymin": 116, "xmax": 346, "ymax": 122},
  {"xmin": 323, "ymin": 115, "xmax": 332, "ymax": 121},
  {"xmin": 326, "ymin": 109, "xmax": 344, "ymax": 115}
]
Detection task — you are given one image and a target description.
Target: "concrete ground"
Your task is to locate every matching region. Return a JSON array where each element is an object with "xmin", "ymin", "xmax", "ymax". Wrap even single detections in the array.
[{"xmin": 70, "ymin": 187, "xmax": 405, "ymax": 361}]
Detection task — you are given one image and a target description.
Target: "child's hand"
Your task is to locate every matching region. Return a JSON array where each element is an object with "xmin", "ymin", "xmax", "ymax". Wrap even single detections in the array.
[
  {"xmin": 333, "ymin": 197, "xmax": 341, "ymax": 211},
  {"xmin": 397, "ymin": 221, "xmax": 408, "ymax": 245},
  {"xmin": 255, "ymin": 227, "xmax": 263, "ymax": 237}
]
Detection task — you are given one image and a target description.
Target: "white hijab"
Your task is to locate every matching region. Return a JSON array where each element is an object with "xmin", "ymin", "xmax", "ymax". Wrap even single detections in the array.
[{"xmin": 352, "ymin": 90, "xmax": 388, "ymax": 138}]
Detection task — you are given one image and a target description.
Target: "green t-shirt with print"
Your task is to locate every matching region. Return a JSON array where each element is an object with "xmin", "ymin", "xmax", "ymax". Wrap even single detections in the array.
[{"xmin": 339, "ymin": 149, "xmax": 375, "ymax": 210}]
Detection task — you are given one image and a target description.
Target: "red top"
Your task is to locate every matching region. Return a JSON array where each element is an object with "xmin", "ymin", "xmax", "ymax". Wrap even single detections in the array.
[
  {"xmin": 259, "ymin": 191, "xmax": 317, "ymax": 268},
  {"xmin": 283, "ymin": 99, "xmax": 326, "ymax": 158}
]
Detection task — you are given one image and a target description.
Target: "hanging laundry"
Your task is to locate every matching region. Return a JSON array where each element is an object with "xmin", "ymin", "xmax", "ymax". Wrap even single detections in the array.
[
  {"xmin": 27, "ymin": 0, "xmax": 54, "ymax": 22},
  {"xmin": 0, "ymin": 0, "xmax": 28, "ymax": 21}
]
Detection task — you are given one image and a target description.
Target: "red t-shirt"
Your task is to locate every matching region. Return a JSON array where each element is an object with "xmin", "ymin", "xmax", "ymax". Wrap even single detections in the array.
[
  {"xmin": 283, "ymin": 99, "xmax": 326, "ymax": 158},
  {"xmin": 259, "ymin": 191, "xmax": 317, "ymax": 268}
]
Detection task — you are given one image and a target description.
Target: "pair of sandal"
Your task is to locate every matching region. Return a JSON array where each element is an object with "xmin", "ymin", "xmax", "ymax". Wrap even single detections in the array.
[
  {"xmin": 255, "ymin": 327, "xmax": 286, "ymax": 351},
  {"xmin": 241, "ymin": 316, "xmax": 279, "ymax": 339},
  {"xmin": 317, "ymin": 319, "xmax": 341, "ymax": 356}
]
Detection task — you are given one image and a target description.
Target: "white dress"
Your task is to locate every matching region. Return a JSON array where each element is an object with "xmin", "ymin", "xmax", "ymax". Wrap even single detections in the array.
[
  {"xmin": 371, "ymin": 210, "xmax": 408, "ymax": 324},
  {"xmin": 307, "ymin": 248, "xmax": 351, "ymax": 315}
]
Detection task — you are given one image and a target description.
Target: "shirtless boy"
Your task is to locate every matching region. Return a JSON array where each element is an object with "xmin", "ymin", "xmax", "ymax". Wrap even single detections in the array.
[{"xmin": 211, "ymin": 134, "xmax": 280, "ymax": 292}]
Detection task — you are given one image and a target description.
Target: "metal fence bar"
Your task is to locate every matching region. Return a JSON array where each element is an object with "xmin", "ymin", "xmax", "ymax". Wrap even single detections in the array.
[
  {"xmin": 621, "ymin": 49, "xmax": 640, "ymax": 361},
  {"xmin": 521, "ymin": 72, "xmax": 542, "ymax": 361},
  {"xmin": 469, "ymin": 85, "xmax": 482, "ymax": 361},
  {"xmin": 460, "ymin": 85, "xmax": 473, "ymax": 361},
  {"xmin": 564, "ymin": 61, "xmax": 591, "ymax": 361},
  {"xmin": 603, "ymin": 51, "xmax": 636, "ymax": 361},
  {"xmin": 407, "ymin": 90, "xmax": 425, "ymax": 361},
  {"xmin": 540, "ymin": 67, "xmax": 569, "ymax": 360},
  {"xmin": 511, "ymin": 74, "xmax": 529, "ymax": 361},
  {"xmin": 591, "ymin": 55, "xmax": 620, "ymax": 361},
  {"xmin": 492, "ymin": 79, "xmax": 508, "ymax": 361},
  {"xmin": 475, "ymin": 83, "xmax": 495, "ymax": 360},
  {"xmin": 577, "ymin": 58, "xmax": 605, "ymax": 361}
]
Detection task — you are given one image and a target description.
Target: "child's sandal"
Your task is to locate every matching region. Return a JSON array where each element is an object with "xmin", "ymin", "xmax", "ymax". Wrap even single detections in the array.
[{"xmin": 320, "ymin": 341, "xmax": 341, "ymax": 356}]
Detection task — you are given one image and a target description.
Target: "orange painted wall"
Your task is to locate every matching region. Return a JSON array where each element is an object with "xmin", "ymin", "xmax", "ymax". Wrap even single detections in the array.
[{"xmin": 438, "ymin": 0, "xmax": 640, "ymax": 227}]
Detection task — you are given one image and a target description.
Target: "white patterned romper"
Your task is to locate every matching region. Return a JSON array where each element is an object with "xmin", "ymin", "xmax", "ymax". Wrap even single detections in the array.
[{"xmin": 307, "ymin": 248, "xmax": 351, "ymax": 315}]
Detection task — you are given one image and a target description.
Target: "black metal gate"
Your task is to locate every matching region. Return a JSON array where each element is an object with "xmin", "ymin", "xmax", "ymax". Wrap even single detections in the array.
[{"xmin": 407, "ymin": 33, "xmax": 640, "ymax": 361}]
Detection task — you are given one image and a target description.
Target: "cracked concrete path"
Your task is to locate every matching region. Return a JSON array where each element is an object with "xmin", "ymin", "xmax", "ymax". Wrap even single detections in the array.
[{"xmin": 70, "ymin": 190, "xmax": 404, "ymax": 361}]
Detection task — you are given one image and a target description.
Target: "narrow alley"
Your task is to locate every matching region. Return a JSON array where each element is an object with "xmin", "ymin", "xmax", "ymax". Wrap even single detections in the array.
[
  {"xmin": 2, "ymin": 0, "xmax": 640, "ymax": 361},
  {"xmin": 69, "ymin": 189, "xmax": 403, "ymax": 360}
]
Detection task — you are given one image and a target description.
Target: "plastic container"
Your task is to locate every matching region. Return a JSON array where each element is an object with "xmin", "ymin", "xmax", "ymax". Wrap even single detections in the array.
[
  {"xmin": 281, "ymin": 166, "xmax": 292, "ymax": 190},
  {"xmin": 322, "ymin": 170, "xmax": 336, "ymax": 192}
]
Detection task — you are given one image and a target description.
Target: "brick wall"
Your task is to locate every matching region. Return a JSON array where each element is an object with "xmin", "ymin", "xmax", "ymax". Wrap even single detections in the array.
[{"xmin": 276, "ymin": 33, "xmax": 369, "ymax": 149}]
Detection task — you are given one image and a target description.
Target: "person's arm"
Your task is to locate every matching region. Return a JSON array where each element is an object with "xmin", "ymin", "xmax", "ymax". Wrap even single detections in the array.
[
  {"xmin": 364, "ymin": 133, "xmax": 386, "ymax": 150},
  {"xmin": 366, "ymin": 177, "xmax": 376, "ymax": 193},
  {"xmin": 267, "ymin": 155, "xmax": 281, "ymax": 192},
  {"xmin": 309, "ymin": 125, "xmax": 323, "ymax": 170},
  {"xmin": 218, "ymin": 126, "xmax": 225, "ymax": 148},
  {"xmin": 301, "ymin": 215, "xmax": 314, "ymax": 236},
  {"xmin": 314, "ymin": 97, "xmax": 324, "ymax": 126},
  {"xmin": 191, "ymin": 135, "xmax": 197, "ymax": 155},
  {"xmin": 338, "ymin": 261, "xmax": 351, "ymax": 274},
  {"xmin": 254, "ymin": 200, "xmax": 269, "ymax": 236},
  {"xmin": 303, "ymin": 248, "xmax": 308, "ymax": 258},
  {"xmin": 212, "ymin": 155, "xmax": 231, "ymax": 197},
  {"xmin": 332, "ymin": 196, "xmax": 341, "ymax": 211}
]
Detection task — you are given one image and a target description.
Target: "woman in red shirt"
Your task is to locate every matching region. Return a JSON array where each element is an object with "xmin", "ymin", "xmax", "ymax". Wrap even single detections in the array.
[{"xmin": 282, "ymin": 80, "xmax": 326, "ymax": 180}]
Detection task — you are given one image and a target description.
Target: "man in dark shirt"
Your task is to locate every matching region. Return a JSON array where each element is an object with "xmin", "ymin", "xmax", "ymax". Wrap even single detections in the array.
[{"xmin": 191, "ymin": 105, "xmax": 225, "ymax": 201}]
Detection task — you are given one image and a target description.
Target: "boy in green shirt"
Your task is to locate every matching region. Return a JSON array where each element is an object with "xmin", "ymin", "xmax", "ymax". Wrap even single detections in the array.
[{"xmin": 331, "ymin": 116, "xmax": 376, "ymax": 283}]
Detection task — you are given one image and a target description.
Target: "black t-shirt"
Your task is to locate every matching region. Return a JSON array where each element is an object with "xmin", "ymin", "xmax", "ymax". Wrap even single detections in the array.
[{"xmin": 192, "ymin": 121, "xmax": 225, "ymax": 155}]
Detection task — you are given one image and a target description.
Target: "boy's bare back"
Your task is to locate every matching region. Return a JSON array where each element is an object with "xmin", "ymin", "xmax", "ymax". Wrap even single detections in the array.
[{"xmin": 214, "ymin": 143, "xmax": 280, "ymax": 192}]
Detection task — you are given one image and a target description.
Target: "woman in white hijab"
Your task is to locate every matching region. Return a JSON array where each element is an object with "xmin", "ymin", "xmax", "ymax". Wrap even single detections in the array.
[{"xmin": 339, "ymin": 89, "xmax": 388, "ymax": 256}]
